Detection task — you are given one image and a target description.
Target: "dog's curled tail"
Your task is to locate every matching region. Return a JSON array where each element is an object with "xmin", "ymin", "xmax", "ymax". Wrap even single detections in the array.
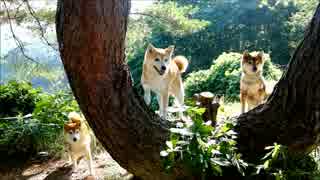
[
  {"xmin": 173, "ymin": 56, "xmax": 189, "ymax": 73},
  {"xmin": 68, "ymin": 111, "xmax": 83, "ymax": 122}
]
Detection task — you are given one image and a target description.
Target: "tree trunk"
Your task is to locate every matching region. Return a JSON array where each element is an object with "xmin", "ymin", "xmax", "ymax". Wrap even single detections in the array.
[
  {"xmin": 56, "ymin": 0, "xmax": 320, "ymax": 179},
  {"xmin": 55, "ymin": 0, "xmax": 191, "ymax": 179}
]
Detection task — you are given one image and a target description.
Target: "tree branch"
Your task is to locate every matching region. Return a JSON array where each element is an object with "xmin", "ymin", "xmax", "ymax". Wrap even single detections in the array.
[
  {"xmin": 1, "ymin": 0, "xmax": 40, "ymax": 64},
  {"xmin": 23, "ymin": 0, "xmax": 58, "ymax": 51}
]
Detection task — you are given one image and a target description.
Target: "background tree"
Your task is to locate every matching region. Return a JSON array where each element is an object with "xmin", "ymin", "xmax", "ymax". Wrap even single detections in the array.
[{"xmin": 56, "ymin": 0, "xmax": 320, "ymax": 179}]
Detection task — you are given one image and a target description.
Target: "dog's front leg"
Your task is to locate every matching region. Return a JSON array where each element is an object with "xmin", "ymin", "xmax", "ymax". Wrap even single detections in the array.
[
  {"xmin": 159, "ymin": 94, "xmax": 163, "ymax": 117},
  {"xmin": 247, "ymin": 103, "xmax": 253, "ymax": 111},
  {"xmin": 143, "ymin": 86, "xmax": 151, "ymax": 105},
  {"xmin": 72, "ymin": 156, "xmax": 78, "ymax": 169},
  {"xmin": 160, "ymin": 91, "xmax": 169, "ymax": 119},
  {"xmin": 68, "ymin": 153, "xmax": 73, "ymax": 164},
  {"xmin": 86, "ymin": 146, "xmax": 94, "ymax": 175},
  {"xmin": 176, "ymin": 82, "xmax": 185, "ymax": 119},
  {"xmin": 240, "ymin": 93, "xmax": 246, "ymax": 113}
]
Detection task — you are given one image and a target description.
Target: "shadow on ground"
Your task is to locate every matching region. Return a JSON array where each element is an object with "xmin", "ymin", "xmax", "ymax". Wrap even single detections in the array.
[{"xmin": 0, "ymin": 151, "xmax": 133, "ymax": 180}]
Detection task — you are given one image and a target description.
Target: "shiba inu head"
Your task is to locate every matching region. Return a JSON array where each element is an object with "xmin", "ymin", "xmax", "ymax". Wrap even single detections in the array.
[
  {"xmin": 241, "ymin": 51, "xmax": 265, "ymax": 75},
  {"xmin": 64, "ymin": 114, "xmax": 82, "ymax": 143},
  {"xmin": 144, "ymin": 43, "xmax": 174, "ymax": 76}
]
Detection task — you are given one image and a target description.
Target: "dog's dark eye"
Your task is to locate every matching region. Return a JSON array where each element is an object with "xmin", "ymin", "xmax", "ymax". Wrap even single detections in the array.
[
  {"xmin": 248, "ymin": 61, "xmax": 252, "ymax": 64},
  {"xmin": 155, "ymin": 58, "xmax": 160, "ymax": 62},
  {"xmin": 69, "ymin": 131, "xmax": 72, "ymax": 134},
  {"xmin": 164, "ymin": 59, "xmax": 168, "ymax": 62}
]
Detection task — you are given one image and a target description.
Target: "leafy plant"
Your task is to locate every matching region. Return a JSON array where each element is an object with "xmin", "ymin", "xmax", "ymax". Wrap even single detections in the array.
[
  {"xmin": 0, "ymin": 81, "xmax": 79, "ymax": 159},
  {"xmin": 0, "ymin": 116, "xmax": 62, "ymax": 158},
  {"xmin": 0, "ymin": 81, "xmax": 41, "ymax": 118},
  {"xmin": 160, "ymin": 107, "xmax": 248, "ymax": 178},
  {"xmin": 255, "ymin": 143, "xmax": 319, "ymax": 180},
  {"xmin": 33, "ymin": 91, "xmax": 79, "ymax": 126}
]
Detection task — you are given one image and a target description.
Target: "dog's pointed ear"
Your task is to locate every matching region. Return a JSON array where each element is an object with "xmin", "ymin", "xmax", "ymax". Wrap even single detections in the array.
[
  {"xmin": 166, "ymin": 45, "xmax": 174, "ymax": 56},
  {"xmin": 243, "ymin": 50, "xmax": 250, "ymax": 60},
  {"xmin": 147, "ymin": 43, "xmax": 155, "ymax": 54},
  {"xmin": 75, "ymin": 119, "xmax": 81, "ymax": 127},
  {"xmin": 64, "ymin": 123, "xmax": 70, "ymax": 131},
  {"xmin": 257, "ymin": 51, "xmax": 264, "ymax": 61}
]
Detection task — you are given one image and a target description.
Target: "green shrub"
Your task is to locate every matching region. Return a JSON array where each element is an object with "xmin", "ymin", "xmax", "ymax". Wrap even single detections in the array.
[
  {"xmin": 184, "ymin": 52, "xmax": 283, "ymax": 101},
  {"xmin": 0, "ymin": 81, "xmax": 41, "ymax": 117},
  {"xmin": 256, "ymin": 143, "xmax": 320, "ymax": 180},
  {"xmin": 0, "ymin": 116, "xmax": 62, "ymax": 158},
  {"xmin": 0, "ymin": 82, "xmax": 79, "ymax": 159},
  {"xmin": 161, "ymin": 107, "xmax": 248, "ymax": 178},
  {"xmin": 33, "ymin": 91, "xmax": 79, "ymax": 126}
]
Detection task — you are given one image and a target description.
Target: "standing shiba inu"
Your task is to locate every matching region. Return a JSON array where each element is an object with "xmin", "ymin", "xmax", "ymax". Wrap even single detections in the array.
[
  {"xmin": 141, "ymin": 44, "xmax": 189, "ymax": 118},
  {"xmin": 64, "ymin": 112, "xmax": 94, "ymax": 175},
  {"xmin": 240, "ymin": 51, "xmax": 269, "ymax": 113}
]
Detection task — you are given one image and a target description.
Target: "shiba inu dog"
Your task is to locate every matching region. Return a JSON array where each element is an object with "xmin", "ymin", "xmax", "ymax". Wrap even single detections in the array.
[
  {"xmin": 141, "ymin": 44, "xmax": 189, "ymax": 118},
  {"xmin": 64, "ymin": 112, "xmax": 94, "ymax": 175},
  {"xmin": 240, "ymin": 51, "xmax": 270, "ymax": 113}
]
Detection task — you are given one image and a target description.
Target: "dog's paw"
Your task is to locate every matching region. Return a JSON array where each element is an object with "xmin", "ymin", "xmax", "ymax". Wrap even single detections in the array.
[
  {"xmin": 65, "ymin": 162, "xmax": 73, "ymax": 168},
  {"xmin": 84, "ymin": 175, "xmax": 95, "ymax": 180}
]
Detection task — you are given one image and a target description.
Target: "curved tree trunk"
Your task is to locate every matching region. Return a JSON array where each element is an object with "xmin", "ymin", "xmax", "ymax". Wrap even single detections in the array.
[
  {"xmin": 55, "ymin": 0, "xmax": 189, "ymax": 179},
  {"xmin": 56, "ymin": 0, "xmax": 320, "ymax": 179}
]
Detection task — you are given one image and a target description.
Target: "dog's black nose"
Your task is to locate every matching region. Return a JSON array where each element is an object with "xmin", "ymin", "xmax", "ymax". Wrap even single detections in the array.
[
  {"xmin": 161, "ymin": 66, "xmax": 166, "ymax": 71},
  {"xmin": 252, "ymin": 66, "xmax": 257, "ymax": 72},
  {"xmin": 73, "ymin": 138, "xmax": 77, "ymax": 142}
]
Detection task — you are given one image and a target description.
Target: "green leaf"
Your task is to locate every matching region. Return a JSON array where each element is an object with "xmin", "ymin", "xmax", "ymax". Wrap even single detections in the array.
[
  {"xmin": 262, "ymin": 150, "xmax": 274, "ymax": 160},
  {"xmin": 160, "ymin": 150, "xmax": 169, "ymax": 157},
  {"xmin": 265, "ymin": 145, "xmax": 275, "ymax": 150},
  {"xmin": 166, "ymin": 141, "xmax": 174, "ymax": 150},
  {"xmin": 170, "ymin": 128, "xmax": 193, "ymax": 136},
  {"xmin": 211, "ymin": 164, "xmax": 223, "ymax": 176},
  {"xmin": 264, "ymin": 160, "xmax": 270, "ymax": 170},
  {"xmin": 211, "ymin": 158, "xmax": 231, "ymax": 167}
]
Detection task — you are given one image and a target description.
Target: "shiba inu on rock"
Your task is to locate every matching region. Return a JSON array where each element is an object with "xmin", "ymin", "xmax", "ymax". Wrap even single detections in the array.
[
  {"xmin": 64, "ymin": 112, "xmax": 94, "ymax": 175},
  {"xmin": 141, "ymin": 44, "xmax": 189, "ymax": 118},
  {"xmin": 240, "ymin": 51, "xmax": 271, "ymax": 113}
]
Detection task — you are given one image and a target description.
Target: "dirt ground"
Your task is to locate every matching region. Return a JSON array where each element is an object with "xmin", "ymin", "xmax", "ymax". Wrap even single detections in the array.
[{"xmin": 0, "ymin": 151, "xmax": 133, "ymax": 180}]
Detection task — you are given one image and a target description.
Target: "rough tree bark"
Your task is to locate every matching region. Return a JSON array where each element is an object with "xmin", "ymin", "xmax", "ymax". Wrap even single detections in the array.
[
  {"xmin": 56, "ymin": 0, "xmax": 320, "ymax": 179},
  {"xmin": 55, "ymin": 0, "xmax": 189, "ymax": 179}
]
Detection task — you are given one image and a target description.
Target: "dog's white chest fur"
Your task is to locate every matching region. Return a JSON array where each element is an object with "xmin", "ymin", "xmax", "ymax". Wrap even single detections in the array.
[
  {"xmin": 241, "ymin": 79, "xmax": 262, "ymax": 95},
  {"xmin": 69, "ymin": 140, "xmax": 90, "ymax": 156}
]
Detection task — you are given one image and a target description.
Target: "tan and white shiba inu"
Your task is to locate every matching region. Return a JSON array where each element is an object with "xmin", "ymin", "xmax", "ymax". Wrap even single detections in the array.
[
  {"xmin": 64, "ymin": 112, "xmax": 94, "ymax": 175},
  {"xmin": 141, "ymin": 44, "xmax": 189, "ymax": 118},
  {"xmin": 240, "ymin": 51, "xmax": 271, "ymax": 113}
]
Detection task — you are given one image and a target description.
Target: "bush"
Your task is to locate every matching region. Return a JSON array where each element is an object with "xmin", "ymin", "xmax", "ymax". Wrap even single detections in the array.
[
  {"xmin": 161, "ymin": 107, "xmax": 248, "ymax": 178},
  {"xmin": 33, "ymin": 91, "xmax": 79, "ymax": 126},
  {"xmin": 0, "ymin": 116, "xmax": 62, "ymax": 158},
  {"xmin": 255, "ymin": 144, "xmax": 320, "ymax": 180},
  {"xmin": 184, "ymin": 52, "xmax": 283, "ymax": 101},
  {"xmin": 0, "ymin": 81, "xmax": 41, "ymax": 117},
  {"xmin": 0, "ymin": 81, "xmax": 79, "ymax": 159}
]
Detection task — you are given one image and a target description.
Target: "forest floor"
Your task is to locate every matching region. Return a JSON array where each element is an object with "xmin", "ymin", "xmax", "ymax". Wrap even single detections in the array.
[{"xmin": 0, "ymin": 150, "xmax": 133, "ymax": 180}]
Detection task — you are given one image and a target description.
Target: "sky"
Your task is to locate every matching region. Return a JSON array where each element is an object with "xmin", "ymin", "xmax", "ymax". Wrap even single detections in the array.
[{"xmin": 0, "ymin": 0, "xmax": 155, "ymax": 57}]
